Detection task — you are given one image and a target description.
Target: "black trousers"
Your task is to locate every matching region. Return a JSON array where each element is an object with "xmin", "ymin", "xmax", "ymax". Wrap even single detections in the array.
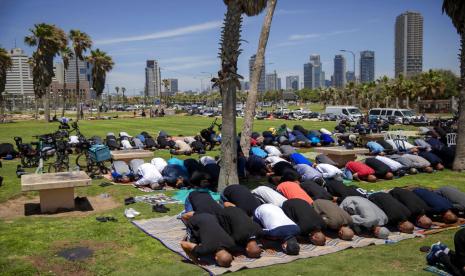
[{"xmin": 439, "ymin": 228, "xmax": 465, "ymax": 276}]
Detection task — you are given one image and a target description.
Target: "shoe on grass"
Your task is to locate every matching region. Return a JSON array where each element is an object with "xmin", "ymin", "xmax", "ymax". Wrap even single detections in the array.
[
  {"xmin": 124, "ymin": 208, "xmax": 135, "ymax": 219},
  {"xmin": 128, "ymin": 208, "xmax": 140, "ymax": 216}
]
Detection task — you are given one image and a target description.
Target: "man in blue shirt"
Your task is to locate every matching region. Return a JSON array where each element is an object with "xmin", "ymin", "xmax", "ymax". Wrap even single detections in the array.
[
  {"xmin": 413, "ymin": 188, "xmax": 458, "ymax": 224},
  {"xmin": 366, "ymin": 141, "xmax": 385, "ymax": 155},
  {"xmin": 289, "ymin": 152, "xmax": 313, "ymax": 166}
]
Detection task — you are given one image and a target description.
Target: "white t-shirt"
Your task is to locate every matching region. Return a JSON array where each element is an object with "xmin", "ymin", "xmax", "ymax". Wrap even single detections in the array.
[
  {"xmin": 183, "ymin": 136, "xmax": 196, "ymax": 145},
  {"xmin": 254, "ymin": 204, "xmax": 297, "ymax": 230},
  {"xmin": 264, "ymin": 145, "xmax": 282, "ymax": 157},
  {"xmin": 150, "ymin": 157, "xmax": 167, "ymax": 173},
  {"xmin": 135, "ymin": 163, "xmax": 163, "ymax": 186},
  {"xmin": 69, "ymin": 135, "xmax": 80, "ymax": 144},
  {"xmin": 316, "ymin": 163, "xmax": 343, "ymax": 178},
  {"xmin": 252, "ymin": 186, "xmax": 287, "ymax": 207},
  {"xmin": 385, "ymin": 139, "xmax": 415, "ymax": 151},
  {"xmin": 375, "ymin": 156, "xmax": 404, "ymax": 172},
  {"xmin": 175, "ymin": 140, "xmax": 191, "ymax": 151},
  {"xmin": 265, "ymin": 156, "xmax": 288, "ymax": 167},
  {"xmin": 200, "ymin": 156, "xmax": 216, "ymax": 166},
  {"xmin": 121, "ymin": 139, "xmax": 133, "ymax": 149},
  {"xmin": 320, "ymin": 128, "xmax": 332, "ymax": 135}
]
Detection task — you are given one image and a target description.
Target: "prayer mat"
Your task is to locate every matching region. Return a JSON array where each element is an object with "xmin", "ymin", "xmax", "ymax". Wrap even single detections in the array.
[
  {"xmin": 134, "ymin": 194, "xmax": 181, "ymax": 205},
  {"xmin": 424, "ymin": 266, "xmax": 453, "ymax": 276},
  {"xmin": 133, "ymin": 215, "xmax": 426, "ymax": 275}
]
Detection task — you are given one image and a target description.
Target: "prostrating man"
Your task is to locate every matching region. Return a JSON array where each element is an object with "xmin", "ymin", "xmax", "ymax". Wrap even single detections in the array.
[
  {"xmin": 316, "ymin": 163, "xmax": 344, "ymax": 180},
  {"xmin": 364, "ymin": 158, "xmax": 394, "ymax": 180},
  {"xmin": 390, "ymin": 153, "xmax": 433, "ymax": 173},
  {"xmin": 437, "ymin": 186, "xmax": 465, "ymax": 212},
  {"xmin": 312, "ymin": 199, "xmax": 355, "ymax": 241},
  {"xmin": 346, "ymin": 161, "xmax": 377, "ymax": 182},
  {"xmin": 276, "ymin": 177, "xmax": 314, "ymax": 205},
  {"xmin": 222, "ymin": 184, "xmax": 262, "ymax": 217},
  {"xmin": 375, "ymin": 155, "xmax": 405, "ymax": 176},
  {"xmin": 295, "ymin": 164, "xmax": 323, "ymax": 182},
  {"xmin": 134, "ymin": 163, "xmax": 164, "ymax": 189},
  {"xmin": 252, "ymin": 186, "xmax": 287, "ymax": 207},
  {"xmin": 246, "ymin": 155, "xmax": 269, "ymax": 177},
  {"xmin": 339, "ymin": 196, "xmax": 391, "ymax": 239},
  {"xmin": 282, "ymin": 198, "xmax": 327, "ymax": 246},
  {"xmin": 161, "ymin": 164, "xmax": 190, "ymax": 188},
  {"xmin": 253, "ymin": 203, "xmax": 301, "ymax": 255},
  {"xmin": 368, "ymin": 192, "xmax": 414, "ymax": 233},
  {"xmin": 183, "ymin": 191, "xmax": 223, "ymax": 220},
  {"xmin": 324, "ymin": 179, "xmax": 364, "ymax": 203},
  {"xmin": 300, "ymin": 180, "xmax": 334, "ymax": 201},
  {"xmin": 289, "ymin": 152, "xmax": 313, "ymax": 166},
  {"xmin": 171, "ymin": 138, "xmax": 192, "ymax": 155},
  {"xmin": 181, "ymin": 213, "xmax": 236, "ymax": 267},
  {"xmin": 413, "ymin": 188, "xmax": 458, "ymax": 224},
  {"xmin": 389, "ymin": 187, "xmax": 433, "ymax": 229},
  {"xmin": 418, "ymin": 151, "xmax": 445, "ymax": 171}
]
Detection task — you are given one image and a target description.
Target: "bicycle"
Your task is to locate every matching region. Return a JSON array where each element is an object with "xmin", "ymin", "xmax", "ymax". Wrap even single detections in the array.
[
  {"xmin": 75, "ymin": 137, "xmax": 111, "ymax": 177},
  {"xmin": 47, "ymin": 138, "xmax": 71, "ymax": 173}
]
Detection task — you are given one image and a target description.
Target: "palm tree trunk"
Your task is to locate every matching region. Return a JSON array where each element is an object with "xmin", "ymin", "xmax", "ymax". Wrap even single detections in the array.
[
  {"xmin": 61, "ymin": 83, "xmax": 67, "ymax": 117},
  {"xmin": 218, "ymin": 1, "xmax": 242, "ymax": 191},
  {"xmin": 240, "ymin": 0, "xmax": 276, "ymax": 158},
  {"xmin": 75, "ymin": 56, "xmax": 80, "ymax": 121},
  {"xmin": 453, "ymin": 34, "xmax": 465, "ymax": 171},
  {"xmin": 44, "ymin": 87, "xmax": 50, "ymax": 122}
]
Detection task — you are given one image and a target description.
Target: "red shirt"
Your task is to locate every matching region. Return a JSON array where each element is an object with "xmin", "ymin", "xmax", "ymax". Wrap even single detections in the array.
[
  {"xmin": 277, "ymin": 181, "xmax": 313, "ymax": 205},
  {"xmin": 346, "ymin": 161, "xmax": 375, "ymax": 177}
]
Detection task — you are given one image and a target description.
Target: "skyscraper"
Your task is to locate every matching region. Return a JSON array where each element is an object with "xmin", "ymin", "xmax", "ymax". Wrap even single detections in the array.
[
  {"xmin": 145, "ymin": 60, "xmax": 161, "ymax": 97},
  {"xmin": 303, "ymin": 63, "xmax": 313, "ymax": 89},
  {"xmin": 4, "ymin": 48, "xmax": 33, "ymax": 96},
  {"xmin": 249, "ymin": 55, "xmax": 266, "ymax": 93},
  {"xmin": 310, "ymin": 54, "xmax": 324, "ymax": 88},
  {"xmin": 52, "ymin": 62, "xmax": 64, "ymax": 84},
  {"xmin": 333, "ymin": 54, "xmax": 346, "ymax": 88},
  {"xmin": 66, "ymin": 58, "xmax": 92, "ymax": 86},
  {"xmin": 346, "ymin": 71, "xmax": 355, "ymax": 83},
  {"xmin": 360, "ymin": 50, "xmax": 375, "ymax": 83},
  {"xmin": 265, "ymin": 71, "xmax": 278, "ymax": 91},
  {"xmin": 286, "ymin": 76, "xmax": 299, "ymax": 90},
  {"xmin": 277, "ymin": 78, "xmax": 282, "ymax": 90},
  {"xmin": 395, "ymin": 11, "xmax": 423, "ymax": 77},
  {"xmin": 166, "ymin": 78, "xmax": 178, "ymax": 94}
]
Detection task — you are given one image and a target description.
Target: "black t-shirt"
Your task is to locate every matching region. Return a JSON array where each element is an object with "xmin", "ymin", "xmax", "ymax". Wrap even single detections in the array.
[
  {"xmin": 300, "ymin": 180, "xmax": 333, "ymax": 201},
  {"xmin": 325, "ymin": 179, "xmax": 363, "ymax": 202},
  {"xmin": 223, "ymin": 184, "xmax": 262, "ymax": 216},
  {"xmin": 282, "ymin": 198, "xmax": 325, "ymax": 235},
  {"xmin": 189, "ymin": 191, "xmax": 223, "ymax": 216},
  {"xmin": 273, "ymin": 161, "xmax": 295, "ymax": 176},
  {"xmin": 187, "ymin": 213, "xmax": 237, "ymax": 256},
  {"xmin": 389, "ymin": 187, "xmax": 431, "ymax": 219},
  {"xmin": 246, "ymin": 155, "xmax": 267, "ymax": 174},
  {"xmin": 184, "ymin": 158, "xmax": 205, "ymax": 176},
  {"xmin": 364, "ymin": 158, "xmax": 391, "ymax": 177},
  {"xmin": 216, "ymin": 207, "xmax": 263, "ymax": 246},
  {"xmin": 368, "ymin": 192, "xmax": 411, "ymax": 225}
]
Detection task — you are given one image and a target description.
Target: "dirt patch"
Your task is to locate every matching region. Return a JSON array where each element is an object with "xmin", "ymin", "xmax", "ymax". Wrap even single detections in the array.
[{"xmin": 0, "ymin": 195, "xmax": 120, "ymax": 220}]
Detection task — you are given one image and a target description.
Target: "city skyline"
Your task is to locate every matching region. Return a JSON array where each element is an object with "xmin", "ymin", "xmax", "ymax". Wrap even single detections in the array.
[{"xmin": 0, "ymin": 0, "xmax": 460, "ymax": 94}]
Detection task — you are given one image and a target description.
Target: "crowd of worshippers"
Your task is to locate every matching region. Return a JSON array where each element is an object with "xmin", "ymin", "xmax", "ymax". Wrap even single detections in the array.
[{"xmin": 179, "ymin": 183, "xmax": 465, "ymax": 268}]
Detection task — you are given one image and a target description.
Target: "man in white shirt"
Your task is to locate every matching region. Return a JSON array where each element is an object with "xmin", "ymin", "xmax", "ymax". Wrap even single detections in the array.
[
  {"xmin": 251, "ymin": 186, "xmax": 287, "ymax": 207},
  {"xmin": 200, "ymin": 156, "xmax": 216, "ymax": 166},
  {"xmin": 121, "ymin": 139, "xmax": 133, "ymax": 150},
  {"xmin": 254, "ymin": 204, "xmax": 300, "ymax": 255},
  {"xmin": 264, "ymin": 145, "xmax": 282, "ymax": 157},
  {"xmin": 316, "ymin": 163, "xmax": 343, "ymax": 180},
  {"xmin": 135, "ymin": 163, "xmax": 164, "ymax": 188},
  {"xmin": 265, "ymin": 156, "xmax": 288, "ymax": 167},
  {"xmin": 170, "ymin": 139, "xmax": 192, "ymax": 155},
  {"xmin": 375, "ymin": 155, "xmax": 404, "ymax": 172},
  {"xmin": 151, "ymin": 157, "xmax": 167, "ymax": 173}
]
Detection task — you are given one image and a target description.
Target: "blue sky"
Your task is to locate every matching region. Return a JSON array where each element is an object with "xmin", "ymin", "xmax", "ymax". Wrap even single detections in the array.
[{"xmin": 0, "ymin": 0, "xmax": 460, "ymax": 94}]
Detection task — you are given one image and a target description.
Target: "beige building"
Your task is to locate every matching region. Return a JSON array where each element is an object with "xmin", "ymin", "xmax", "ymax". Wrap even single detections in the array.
[{"xmin": 395, "ymin": 11, "xmax": 423, "ymax": 77}]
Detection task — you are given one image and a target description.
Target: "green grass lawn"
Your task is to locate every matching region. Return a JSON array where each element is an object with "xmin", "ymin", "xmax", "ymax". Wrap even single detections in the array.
[{"xmin": 0, "ymin": 116, "xmax": 463, "ymax": 275}]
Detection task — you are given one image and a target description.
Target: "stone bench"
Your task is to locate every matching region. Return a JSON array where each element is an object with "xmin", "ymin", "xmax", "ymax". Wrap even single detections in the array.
[
  {"xmin": 314, "ymin": 147, "xmax": 369, "ymax": 168},
  {"xmin": 21, "ymin": 171, "xmax": 91, "ymax": 213},
  {"xmin": 359, "ymin": 133, "xmax": 386, "ymax": 145},
  {"xmin": 110, "ymin": 149, "xmax": 153, "ymax": 163}
]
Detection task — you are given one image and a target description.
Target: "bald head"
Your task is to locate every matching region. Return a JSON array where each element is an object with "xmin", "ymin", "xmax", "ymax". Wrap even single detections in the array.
[
  {"xmin": 215, "ymin": 249, "xmax": 233, "ymax": 267},
  {"xmin": 338, "ymin": 226, "xmax": 354, "ymax": 241},
  {"xmin": 367, "ymin": 175, "xmax": 377, "ymax": 183},
  {"xmin": 384, "ymin": 172, "xmax": 394, "ymax": 180},
  {"xmin": 398, "ymin": 220, "xmax": 414, "ymax": 234},
  {"xmin": 416, "ymin": 215, "xmax": 432, "ymax": 229},
  {"xmin": 245, "ymin": 240, "xmax": 262, "ymax": 258},
  {"xmin": 443, "ymin": 210, "xmax": 458, "ymax": 224},
  {"xmin": 310, "ymin": 231, "xmax": 326, "ymax": 246}
]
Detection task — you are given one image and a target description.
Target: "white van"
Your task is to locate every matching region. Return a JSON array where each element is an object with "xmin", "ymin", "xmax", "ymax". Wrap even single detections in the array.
[
  {"xmin": 368, "ymin": 108, "xmax": 417, "ymax": 124},
  {"xmin": 325, "ymin": 106, "xmax": 363, "ymax": 121}
]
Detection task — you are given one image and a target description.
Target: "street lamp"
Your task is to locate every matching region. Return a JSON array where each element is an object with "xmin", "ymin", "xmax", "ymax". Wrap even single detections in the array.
[{"xmin": 340, "ymin": 49, "xmax": 356, "ymax": 83}]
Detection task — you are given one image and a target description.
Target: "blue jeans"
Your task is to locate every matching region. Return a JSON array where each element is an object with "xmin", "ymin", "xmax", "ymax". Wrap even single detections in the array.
[{"xmin": 342, "ymin": 168, "xmax": 353, "ymax": 180}]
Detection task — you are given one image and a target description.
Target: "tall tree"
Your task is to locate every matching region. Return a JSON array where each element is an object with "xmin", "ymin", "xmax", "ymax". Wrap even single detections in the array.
[
  {"xmin": 69, "ymin": 30, "xmax": 92, "ymax": 121},
  {"xmin": 121, "ymin": 87, "xmax": 126, "ymax": 105},
  {"xmin": 59, "ymin": 46, "xmax": 73, "ymax": 117},
  {"xmin": 213, "ymin": 0, "xmax": 268, "ymax": 191},
  {"xmin": 25, "ymin": 23, "xmax": 67, "ymax": 122},
  {"xmin": 443, "ymin": 0, "xmax": 465, "ymax": 171},
  {"xmin": 0, "ymin": 47, "xmax": 13, "ymax": 119},
  {"xmin": 87, "ymin": 49, "xmax": 114, "ymax": 119},
  {"xmin": 240, "ymin": 0, "xmax": 277, "ymax": 158},
  {"xmin": 114, "ymin": 86, "xmax": 119, "ymax": 105}
]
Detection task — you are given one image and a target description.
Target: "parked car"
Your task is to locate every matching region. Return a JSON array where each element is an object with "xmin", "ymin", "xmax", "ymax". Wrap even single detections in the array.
[
  {"xmin": 368, "ymin": 108, "xmax": 420, "ymax": 124},
  {"xmin": 325, "ymin": 106, "xmax": 363, "ymax": 121}
]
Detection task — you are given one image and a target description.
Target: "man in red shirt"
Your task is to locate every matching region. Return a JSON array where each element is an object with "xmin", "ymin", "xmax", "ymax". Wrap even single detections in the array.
[
  {"xmin": 276, "ymin": 171, "xmax": 314, "ymax": 205},
  {"xmin": 346, "ymin": 161, "xmax": 377, "ymax": 182}
]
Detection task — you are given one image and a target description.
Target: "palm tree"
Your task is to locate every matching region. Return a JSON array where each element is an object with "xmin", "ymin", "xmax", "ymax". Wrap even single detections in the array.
[
  {"xmin": 69, "ymin": 29, "xmax": 92, "ymax": 121},
  {"xmin": 59, "ymin": 46, "xmax": 73, "ymax": 117},
  {"xmin": 87, "ymin": 49, "xmax": 114, "ymax": 119},
  {"xmin": 121, "ymin": 87, "xmax": 126, "ymax": 106},
  {"xmin": 240, "ymin": 0, "xmax": 277, "ymax": 158},
  {"xmin": 0, "ymin": 47, "xmax": 13, "ymax": 119},
  {"xmin": 212, "ymin": 0, "xmax": 268, "ymax": 190},
  {"xmin": 25, "ymin": 23, "xmax": 67, "ymax": 122},
  {"xmin": 114, "ymin": 86, "xmax": 120, "ymax": 106},
  {"xmin": 443, "ymin": 0, "xmax": 465, "ymax": 171}
]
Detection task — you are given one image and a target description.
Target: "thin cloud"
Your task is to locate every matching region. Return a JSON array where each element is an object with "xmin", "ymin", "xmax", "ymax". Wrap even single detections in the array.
[
  {"xmin": 289, "ymin": 33, "xmax": 321, "ymax": 41},
  {"xmin": 288, "ymin": 28, "xmax": 360, "ymax": 41},
  {"xmin": 95, "ymin": 20, "xmax": 222, "ymax": 45},
  {"xmin": 275, "ymin": 9, "xmax": 311, "ymax": 15},
  {"xmin": 165, "ymin": 59, "xmax": 218, "ymax": 71}
]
